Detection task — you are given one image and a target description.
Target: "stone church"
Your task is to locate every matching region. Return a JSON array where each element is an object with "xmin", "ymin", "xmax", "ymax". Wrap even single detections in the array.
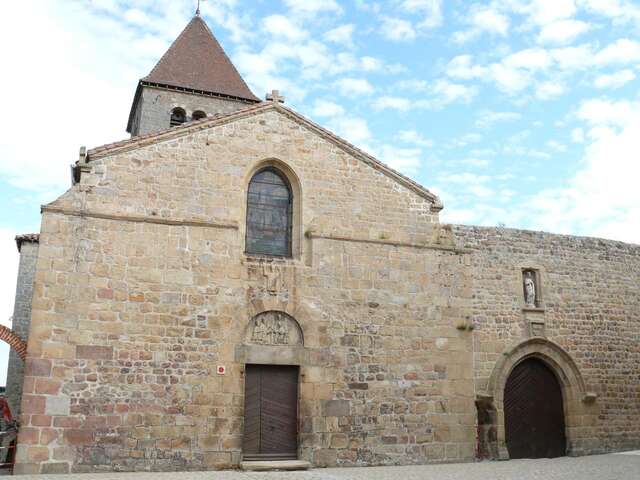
[{"xmin": 6, "ymin": 13, "xmax": 640, "ymax": 474}]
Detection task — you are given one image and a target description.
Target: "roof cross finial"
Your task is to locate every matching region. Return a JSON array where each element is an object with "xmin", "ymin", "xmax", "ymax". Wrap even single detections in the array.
[
  {"xmin": 266, "ymin": 90, "xmax": 285, "ymax": 104},
  {"xmin": 196, "ymin": 0, "xmax": 203, "ymax": 16}
]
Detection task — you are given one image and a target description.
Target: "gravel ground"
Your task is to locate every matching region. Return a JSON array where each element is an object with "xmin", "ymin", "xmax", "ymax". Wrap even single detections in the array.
[{"xmin": 10, "ymin": 452, "xmax": 640, "ymax": 480}]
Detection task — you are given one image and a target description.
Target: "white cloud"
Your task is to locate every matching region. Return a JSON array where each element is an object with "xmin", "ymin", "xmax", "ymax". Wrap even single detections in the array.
[
  {"xmin": 398, "ymin": 130, "xmax": 434, "ymax": 147},
  {"xmin": 377, "ymin": 145, "xmax": 423, "ymax": 172},
  {"xmin": 571, "ymin": 127, "xmax": 585, "ymax": 143},
  {"xmin": 519, "ymin": 0, "xmax": 578, "ymax": 26},
  {"xmin": 593, "ymin": 38, "xmax": 640, "ymax": 66},
  {"xmin": 489, "ymin": 63, "xmax": 532, "ymax": 94},
  {"xmin": 536, "ymin": 81, "xmax": 566, "ymax": 100},
  {"xmin": 578, "ymin": 0, "xmax": 640, "ymax": 27},
  {"xmin": 284, "ymin": 0, "xmax": 342, "ymax": 15},
  {"xmin": 431, "ymin": 79, "xmax": 478, "ymax": 105},
  {"xmin": 401, "ymin": 0, "xmax": 443, "ymax": 29},
  {"xmin": 325, "ymin": 24, "xmax": 355, "ymax": 46},
  {"xmin": 476, "ymin": 111, "xmax": 522, "ymax": 128},
  {"xmin": 538, "ymin": 19, "xmax": 590, "ymax": 44},
  {"xmin": 577, "ymin": 98, "xmax": 637, "ymax": 128},
  {"xmin": 529, "ymin": 98, "xmax": 640, "ymax": 242},
  {"xmin": 373, "ymin": 96, "xmax": 413, "ymax": 111},
  {"xmin": 550, "ymin": 44, "xmax": 595, "ymax": 70},
  {"xmin": 453, "ymin": 5, "xmax": 510, "ymax": 43},
  {"xmin": 504, "ymin": 48, "xmax": 553, "ymax": 71},
  {"xmin": 312, "ymin": 100, "xmax": 345, "ymax": 118},
  {"xmin": 334, "ymin": 78, "xmax": 375, "ymax": 96},
  {"xmin": 593, "ymin": 69, "xmax": 636, "ymax": 89},
  {"xmin": 380, "ymin": 17, "xmax": 417, "ymax": 41},
  {"xmin": 438, "ymin": 172, "xmax": 491, "ymax": 184},
  {"xmin": 459, "ymin": 157, "xmax": 490, "ymax": 168},
  {"xmin": 446, "ymin": 55, "xmax": 488, "ymax": 80},
  {"xmin": 329, "ymin": 116, "xmax": 372, "ymax": 145},
  {"xmin": 262, "ymin": 15, "xmax": 307, "ymax": 40}
]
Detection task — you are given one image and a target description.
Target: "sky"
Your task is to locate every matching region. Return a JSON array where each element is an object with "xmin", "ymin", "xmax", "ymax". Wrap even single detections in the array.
[{"xmin": 0, "ymin": 0, "xmax": 639, "ymax": 384}]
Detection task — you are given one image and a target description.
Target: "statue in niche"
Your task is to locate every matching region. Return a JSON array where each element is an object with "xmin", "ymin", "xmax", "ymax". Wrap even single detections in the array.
[
  {"xmin": 246, "ymin": 311, "xmax": 302, "ymax": 346},
  {"xmin": 523, "ymin": 271, "xmax": 537, "ymax": 307}
]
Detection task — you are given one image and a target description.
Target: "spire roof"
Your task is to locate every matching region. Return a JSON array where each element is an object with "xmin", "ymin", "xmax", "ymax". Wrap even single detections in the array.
[{"xmin": 142, "ymin": 16, "xmax": 259, "ymax": 102}]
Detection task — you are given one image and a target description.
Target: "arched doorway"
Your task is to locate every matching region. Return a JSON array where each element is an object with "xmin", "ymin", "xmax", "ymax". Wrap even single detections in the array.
[{"xmin": 504, "ymin": 358, "xmax": 566, "ymax": 458}]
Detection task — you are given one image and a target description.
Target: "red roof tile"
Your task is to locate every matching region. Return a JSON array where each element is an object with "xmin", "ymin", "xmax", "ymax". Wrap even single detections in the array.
[{"xmin": 143, "ymin": 15, "xmax": 259, "ymax": 102}]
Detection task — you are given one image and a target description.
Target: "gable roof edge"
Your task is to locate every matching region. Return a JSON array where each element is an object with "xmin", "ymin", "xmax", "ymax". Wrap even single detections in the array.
[
  {"xmin": 88, "ymin": 102, "xmax": 443, "ymax": 211},
  {"xmin": 274, "ymin": 104, "xmax": 442, "ymax": 210}
]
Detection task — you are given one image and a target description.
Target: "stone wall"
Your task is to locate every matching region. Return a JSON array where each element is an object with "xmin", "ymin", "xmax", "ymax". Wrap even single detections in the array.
[
  {"xmin": 14, "ymin": 108, "xmax": 475, "ymax": 474},
  {"xmin": 454, "ymin": 226, "xmax": 640, "ymax": 457},
  {"xmin": 130, "ymin": 86, "xmax": 256, "ymax": 136},
  {"xmin": 6, "ymin": 239, "xmax": 39, "ymax": 416}
]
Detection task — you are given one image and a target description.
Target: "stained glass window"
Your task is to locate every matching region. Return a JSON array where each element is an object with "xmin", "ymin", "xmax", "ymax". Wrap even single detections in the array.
[{"xmin": 246, "ymin": 168, "xmax": 292, "ymax": 256}]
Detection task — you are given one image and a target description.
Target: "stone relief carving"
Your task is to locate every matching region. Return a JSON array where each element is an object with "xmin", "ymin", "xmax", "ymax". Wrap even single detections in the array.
[
  {"xmin": 246, "ymin": 311, "xmax": 303, "ymax": 346},
  {"xmin": 523, "ymin": 270, "xmax": 537, "ymax": 307},
  {"xmin": 246, "ymin": 262, "xmax": 291, "ymax": 302}
]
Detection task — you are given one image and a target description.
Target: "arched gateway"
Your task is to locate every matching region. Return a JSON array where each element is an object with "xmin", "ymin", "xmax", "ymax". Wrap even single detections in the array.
[
  {"xmin": 477, "ymin": 338, "xmax": 597, "ymax": 460},
  {"xmin": 504, "ymin": 358, "xmax": 566, "ymax": 458}
]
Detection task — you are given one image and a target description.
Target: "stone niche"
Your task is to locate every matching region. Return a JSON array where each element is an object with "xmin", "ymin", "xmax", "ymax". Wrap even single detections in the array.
[{"xmin": 245, "ymin": 311, "xmax": 303, "ymax": 346}]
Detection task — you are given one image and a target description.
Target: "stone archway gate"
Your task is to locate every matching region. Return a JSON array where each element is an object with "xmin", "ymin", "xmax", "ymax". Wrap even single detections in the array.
[{"xmin": 476, "ymin": 338, "xmax": 599, "ymax": 459}]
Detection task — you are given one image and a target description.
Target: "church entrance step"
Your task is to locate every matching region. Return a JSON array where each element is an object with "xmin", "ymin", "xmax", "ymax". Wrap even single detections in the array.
[{"xmin": 240, "ymin": 460, "xmax": 311, "ymax": 471}]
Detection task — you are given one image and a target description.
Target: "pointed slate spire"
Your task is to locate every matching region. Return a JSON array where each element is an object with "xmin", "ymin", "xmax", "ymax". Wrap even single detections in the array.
[{"xmin": 143, "ymin": 16, "xmax": 259, "ymax": 102}]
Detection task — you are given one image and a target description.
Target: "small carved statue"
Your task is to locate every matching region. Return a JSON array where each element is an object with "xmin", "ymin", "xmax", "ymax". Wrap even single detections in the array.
[
  {"xmin": 252, "ymin": 317, "xmax": 268, "ymax": 344},
  {"xmin": 524, "ymin": 272, "xmax": 536, "ymax": 307},
  {"xmin": 275, "ymin": 317, "xmax": 289, "ymax": 344}
]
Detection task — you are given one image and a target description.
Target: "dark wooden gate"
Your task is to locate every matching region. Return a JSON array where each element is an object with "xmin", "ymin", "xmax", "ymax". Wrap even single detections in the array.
[
  {"xmin": 243, "ymin": 365, "xmax": 298, "ymax": 460},
  {"xmin": 504, "ymin": 358, "xmax": 566, "ymax": 459}
]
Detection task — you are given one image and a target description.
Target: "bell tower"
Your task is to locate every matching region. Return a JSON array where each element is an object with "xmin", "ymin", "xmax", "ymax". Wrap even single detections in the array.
[{"xmin": 127, "ymin": 14, "xmax": 260, "ymax": 136}]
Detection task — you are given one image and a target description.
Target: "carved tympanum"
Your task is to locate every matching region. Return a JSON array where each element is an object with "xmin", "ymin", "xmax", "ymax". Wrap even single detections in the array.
[{"xmin": 246, "ymin": 311, "xmax": 303, "ymax": 346}]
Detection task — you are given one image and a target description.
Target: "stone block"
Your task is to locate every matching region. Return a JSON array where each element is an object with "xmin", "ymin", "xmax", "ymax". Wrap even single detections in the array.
[
  {"xmin": 76, "ymin": 345, "xmax": 113, "ymax": 360},
  {"xmin": 323, "ymin": 400, "xmax": 350, "ymax": 417},
  {"xmin": 22, "ymin": 395, "xmax": 46, "ymax": 415},
  {"xmin": 24, "ymin": 358, "xmax": 51, "ymax": 377},
  {"xmin": 45, "ymin": 395, "xmax": 70, "ymax": 416},
  {"xmin": 64, "ymin": 429, "xmax": 93, "ymax": 446},
  {"xmin": 41, "ymin": 463, "xmax": 70, "ymax": 474}
]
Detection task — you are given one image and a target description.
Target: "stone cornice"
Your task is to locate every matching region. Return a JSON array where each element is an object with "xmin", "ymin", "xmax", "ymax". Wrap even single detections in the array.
[
  {"xmin": 305, "ymin": 231, "xmax": 471, "ymax": 254},
  {"xmin": 41, "ymin": 206, "xmax": 238, "ymax": 230}
]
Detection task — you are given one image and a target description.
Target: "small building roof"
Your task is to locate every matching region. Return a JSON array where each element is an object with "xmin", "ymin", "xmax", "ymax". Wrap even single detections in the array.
[
  {"xmin": 142, "ymin": 15, "xmax": 259, "ymax": 102},
  {"xmin": 15, "ymin": 233, "xmax": 39, "ymax": 252}
]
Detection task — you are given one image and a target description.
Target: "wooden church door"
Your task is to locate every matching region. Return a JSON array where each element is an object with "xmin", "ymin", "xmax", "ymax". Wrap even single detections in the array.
[
  {"xmin": 243, "ymin": 365, "xmax": 299, "ymax": 460},
  {"xmin": 504, "ymin": 358, "xmax": 566, "ymax": 459}
]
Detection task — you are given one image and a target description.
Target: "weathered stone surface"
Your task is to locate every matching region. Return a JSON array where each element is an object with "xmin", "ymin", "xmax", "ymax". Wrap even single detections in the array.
[{"xmin": 11, "ymin": 64, "xmax": 640, "ymax": 476}]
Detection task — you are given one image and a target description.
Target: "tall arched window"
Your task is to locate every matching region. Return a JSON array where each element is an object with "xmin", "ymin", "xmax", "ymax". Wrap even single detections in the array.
[
  {"xmin": 246, "ymin": 168, "xmax": 292, "ymax": 257},
  {"xmin": 170, "ymin": 107, "xmax": 186, "ymax": 127}
]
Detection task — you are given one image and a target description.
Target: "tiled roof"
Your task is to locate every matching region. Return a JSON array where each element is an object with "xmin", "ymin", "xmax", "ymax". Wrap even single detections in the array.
[
  {"xmin": 87, "ymin": 102, "xmax": 443, "ymax": 208},
  {"xmin": 15, "ymin": 233, "xmax": 39, "ymax": 252},
  {"xmin": 142, "ymin": 15, "xmax": 259, "ymax": 102}
]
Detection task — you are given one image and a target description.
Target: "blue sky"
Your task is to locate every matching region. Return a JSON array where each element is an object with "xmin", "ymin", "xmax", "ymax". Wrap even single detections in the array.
[{"xmin": 0, "ymin": 0, "xmax": 639, "ymax": 383}]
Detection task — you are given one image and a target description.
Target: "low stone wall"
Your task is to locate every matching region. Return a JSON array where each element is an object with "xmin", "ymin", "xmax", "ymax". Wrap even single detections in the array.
[{"xmin": 454, "ymin": 225, "xmax": 640, "ymax": 456}]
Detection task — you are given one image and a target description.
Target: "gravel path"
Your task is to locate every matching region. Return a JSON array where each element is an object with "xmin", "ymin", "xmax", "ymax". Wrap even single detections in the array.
[{"xmin": 11, "ymin": 452, "xmax": 640, "ymax": 480}]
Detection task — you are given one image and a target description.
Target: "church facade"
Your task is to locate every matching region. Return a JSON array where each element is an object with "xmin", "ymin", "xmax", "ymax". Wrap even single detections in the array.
[{"xmin": 9, "ymin": 15, "xmax": 640, "ymax": 474}]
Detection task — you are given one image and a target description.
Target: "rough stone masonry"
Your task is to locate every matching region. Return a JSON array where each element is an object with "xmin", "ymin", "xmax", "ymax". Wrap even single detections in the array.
[{"xmin": 8, "ymin": 13, "xmax": 640, "ymax": 476}]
